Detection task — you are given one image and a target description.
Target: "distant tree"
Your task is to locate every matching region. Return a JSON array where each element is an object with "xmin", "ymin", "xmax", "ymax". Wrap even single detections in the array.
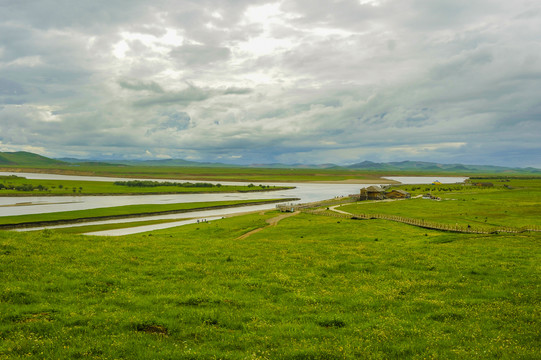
[{"xmin": 15, "ymin": 184, "xmax": 34, "ymax": 191}]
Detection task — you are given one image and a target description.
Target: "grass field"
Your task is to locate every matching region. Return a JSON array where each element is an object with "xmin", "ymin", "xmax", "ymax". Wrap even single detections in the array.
[
  {"xmin": 1, "ymin": 212, "xmax": 539, "ymax": 359},
  {"xmin": 0, "ymin": 164, "xmax": 399, "ymax": 183},
  {"xmin": 0, "ymin": 177, "xmax": 539, "ymax": 359},
  {"xmin": 0, "ymin": 176, "xmax": 291, "ymax": 196},
  {"xmin": 340, "ymin": 178, "xmax": 541, "ymax": 230}
]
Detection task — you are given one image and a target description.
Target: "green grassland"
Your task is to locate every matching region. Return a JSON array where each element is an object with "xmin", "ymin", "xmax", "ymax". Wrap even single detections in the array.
[
  {"xmin": 1, "ymin": 212, "xmax": 539, "ymax": 359},
  {"xmin": 341, "ymin": 178, "xmax": 541, "ymax": 230},
  {"xmin": 1, "ymin": 163, "xmax": 396, "ymax": 183},
  {"xmin": 2, "ymin": 151, "xmax": 540, "ymax": 183},
  {"xmin": 0, "ymin": 178, "xmax": 540, "ymax": 358},
  {"xmin": 0, "ymin": 176, "xmax": 290, "ymax": 196},
  {"xmin": 0, "ymin": 199, "xmax": 282, "ymax": 228}
]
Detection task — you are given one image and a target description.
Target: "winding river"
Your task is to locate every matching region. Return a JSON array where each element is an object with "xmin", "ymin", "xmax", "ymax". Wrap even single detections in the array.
[{"xmin": 0, "ymin": 172, "xmax": 467, "ymax": 235}]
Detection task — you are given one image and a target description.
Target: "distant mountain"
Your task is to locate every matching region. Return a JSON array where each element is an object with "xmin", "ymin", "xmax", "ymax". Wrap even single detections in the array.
[
  {"xmin": 2, "ymin": 151, "xmax": 539, "ymax": 174},
  {"xmin": 57, "ymin": 158, "xmax": 121, "ymax": 166},
  {"xmin": 248, "ymin": 163, "xmax": 339, "ymax": 169},
  {"xmin": 108, "ymin": 159, "xmax": 236, "ymax": 167},
  {"xmin": 346, "ymin": 160, "xmax": 541, "ymax": 173},
  {"xmin": 0, "ymin": 151, "xmax": 66, "ymax": 166}
]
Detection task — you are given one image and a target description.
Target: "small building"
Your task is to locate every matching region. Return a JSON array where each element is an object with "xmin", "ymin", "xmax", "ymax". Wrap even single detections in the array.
[
  {"xmin": 386, "ymin": 189, "xmax": 411, "ymax": 199},
  {"xmin": 360, "ymin": 185, "xmax": 385, "ymax": 200}
]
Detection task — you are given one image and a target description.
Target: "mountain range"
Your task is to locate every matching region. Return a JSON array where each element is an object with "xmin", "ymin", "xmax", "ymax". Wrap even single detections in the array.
[{"xmin": 0, "ymin": 151, "xmax": 539, "ymax": 174}]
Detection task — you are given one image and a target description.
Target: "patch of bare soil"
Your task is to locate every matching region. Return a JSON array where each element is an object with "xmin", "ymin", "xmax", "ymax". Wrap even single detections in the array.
[
  {"xmin": 237, "ymin": 211, "xmax": 300, "ymax": 240},
  {"xmin": 135, "ymin": 323, "xmax": 168, "ymax": 335}
]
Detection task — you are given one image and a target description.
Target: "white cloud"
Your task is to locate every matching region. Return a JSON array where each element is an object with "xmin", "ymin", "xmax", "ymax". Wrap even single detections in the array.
[{"xmin": 0, "ymin": 0, "xmax": 539, "ymax": 167}]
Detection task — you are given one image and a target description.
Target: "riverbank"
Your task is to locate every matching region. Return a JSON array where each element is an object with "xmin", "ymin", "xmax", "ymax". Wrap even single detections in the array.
[
  {"xmin": 0, "ymin": 198, "xmax": 298, "ymax": 229},
  {"xmin": 0, "ymin": 175, "xmax": 293, "ymax": 196},
  {"xmin": 0, "ymin": 166, "xmax": 395, "ymax": 183}
]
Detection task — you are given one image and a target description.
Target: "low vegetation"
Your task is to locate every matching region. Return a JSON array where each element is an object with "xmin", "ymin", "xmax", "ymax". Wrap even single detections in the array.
[
  {"xmin": 0, "ymin": 177, "xmax": 539, "ymax": 358},
  {"xmin": 340, "ymin": 178, "xmax": 541, "ymax": 230},
  {"xmin": 1, "ymin": 211, "xmax": 539, "ymax": 358},
  {"xmin": 1, "ymin": 164, "xmax": 395, "ymax": 183},
  {"xmin": 0, "ymin": 176, "xmax": 291, "ymax": 196}
]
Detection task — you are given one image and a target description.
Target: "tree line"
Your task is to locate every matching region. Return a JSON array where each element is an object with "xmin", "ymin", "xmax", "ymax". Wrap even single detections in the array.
[{"xmin": 113, "ymin": 180, "xmax": 219, "ymax": 188}]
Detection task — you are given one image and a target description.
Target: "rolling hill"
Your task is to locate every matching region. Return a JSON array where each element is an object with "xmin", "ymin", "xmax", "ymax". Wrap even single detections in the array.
[
  {"xmin": 0, "ymin": 151, "xmax": 66, "ymax": 166},
  {"xmin": 346, "ymin": 160, "xmax": 541, "ymax": 173},
  {"xmin": 1, "ymin": 151, "xmax": 539, "ymax": 174}
]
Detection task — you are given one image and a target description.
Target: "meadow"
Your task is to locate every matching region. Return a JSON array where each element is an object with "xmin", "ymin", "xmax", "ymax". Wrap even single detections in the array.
[
  {"xmin": 0, "ymin": 176, "xmax": 290, "ymax": 196},
  {"xmin": 0, "ymin": 177, "xmax": 539, "ymax": 359},
  {"xmin": 1, "ymin": 164, "xmax": 402, "ymax": 183},
  {"xmin": 340, "ymin": 178, "xmax": 541, "ymax": 230}
]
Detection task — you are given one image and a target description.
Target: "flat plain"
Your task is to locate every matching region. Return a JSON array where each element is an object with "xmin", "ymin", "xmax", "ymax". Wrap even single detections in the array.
[
  {"xmin": 0, "ymin": 175, "xmax": 290, "ymax": 196},
  {"xmin": 0, "ymin": 176, "xmax": 539, "ymax": 359}
]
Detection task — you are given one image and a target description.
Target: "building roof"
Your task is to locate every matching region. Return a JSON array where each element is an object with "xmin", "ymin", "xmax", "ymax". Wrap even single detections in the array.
[
  {"xmin": 365, "ymin": 185, "xmax": 384, "ymax": 192},
  {"xmin": 388, "ymin": 189, "xmax": 410, "ymax": 195}
]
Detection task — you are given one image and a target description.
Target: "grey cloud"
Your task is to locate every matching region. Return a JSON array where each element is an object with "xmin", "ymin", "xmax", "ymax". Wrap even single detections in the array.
[
  {"xmin": 133, "ymin": 85, "xmax": 252, "ymax": 107},
  {"xmin": 223, "ymin": 87, "xmax": 252, "ymax": 95},
  {"xmin": 170, "ymin": 44, "xmax": 231, "ymax": 65},
  {"xmin": 133, "ymin": 86, "xmax": 214, "ymax": 107},
  {"xmin": 118, "ymin": 79, "xmax": 164, "ymax": 93},
  {"xmin": 0, "ymin": 0, "xmax": 540, "ymax": 167},
  {"xmin": 146, "ymin": 111, "xmax": 192, "ymax": 135},
  {"xmin": 0, "ymin": 79, "xmax": 27, "ymax": 104}
]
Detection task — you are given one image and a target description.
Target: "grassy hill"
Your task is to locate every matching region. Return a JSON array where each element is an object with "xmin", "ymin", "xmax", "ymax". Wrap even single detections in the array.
[
  {"xmin": 1, "ymin": 151, "xmax": 540, "ymax": 181},
  {"xmin": 0, "ymin": 151, "xmax": 66, "ymax": 167}
]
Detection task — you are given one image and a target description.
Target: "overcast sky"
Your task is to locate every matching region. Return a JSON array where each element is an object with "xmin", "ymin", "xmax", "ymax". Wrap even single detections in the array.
[{"xmin": 0, "ymin": 0, "xmax": 540, "ymax": 167}]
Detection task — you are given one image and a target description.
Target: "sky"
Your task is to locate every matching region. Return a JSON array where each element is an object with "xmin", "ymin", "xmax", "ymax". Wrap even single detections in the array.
[{"xmin": 0, "ymin": 0, "xmax": 540, "ymax": 167}]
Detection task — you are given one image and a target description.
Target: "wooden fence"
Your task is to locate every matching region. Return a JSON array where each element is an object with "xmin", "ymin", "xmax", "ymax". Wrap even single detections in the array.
[
  {"xmin": 301, "ymin": 209, "xmax": 541, "ymax": 235},
  {"xmin": 277, "ymin": 197, "xmax": 357, "ymax": 212}
]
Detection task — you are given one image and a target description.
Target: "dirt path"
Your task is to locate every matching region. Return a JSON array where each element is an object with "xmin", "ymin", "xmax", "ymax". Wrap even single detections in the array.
[
  {"xmin": 236, "ymin": 211, "xmax": 300, "ymax": 240},
  {"xmin": 328, "ymin": 205, "xmax": 354, "ymax": 215},
  {"xmin": 327, "ymin": 199, "xmax": 399, "ymax": 215}
]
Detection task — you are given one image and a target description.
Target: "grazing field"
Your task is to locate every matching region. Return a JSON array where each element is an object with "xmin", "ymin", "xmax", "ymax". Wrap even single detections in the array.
[
  {"xmin": 0, "ymin": 212, "xmax": 539, "ymax": 359},
  {"xmin": 0, "ymin": 177, "xmax": 539, "ymax": 358},
  {"xmin": 0, "ymin": 176, "xmax": 290, "ymax": 196},
  {"xmin": 341, "ymin": 178, "xmax": 541, "ymax": 230}
]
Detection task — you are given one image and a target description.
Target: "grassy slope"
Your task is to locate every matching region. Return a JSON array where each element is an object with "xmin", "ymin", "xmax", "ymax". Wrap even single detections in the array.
[
  {"xmin": 0, "ymin": 152, "xmax": 65, "ymax": 166},
  {"xmin": 1, "ymin": 212, "xmax": 540, "ymax": 358},
  {"xmin": 0, "ymin": 199, "xmax": 279, "ymax": 227}
]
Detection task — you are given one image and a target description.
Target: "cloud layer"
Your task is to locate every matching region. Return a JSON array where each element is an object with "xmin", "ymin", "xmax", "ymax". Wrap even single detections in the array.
[{"xmin": 1, "ymin": 0, "xmax": 540, "ymax": 166}]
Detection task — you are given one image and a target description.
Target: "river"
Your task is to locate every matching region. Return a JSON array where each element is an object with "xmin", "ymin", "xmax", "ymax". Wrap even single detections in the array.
[{"xmin": 0, "ymin": 172, "xmax": 466, "ymax": 235}]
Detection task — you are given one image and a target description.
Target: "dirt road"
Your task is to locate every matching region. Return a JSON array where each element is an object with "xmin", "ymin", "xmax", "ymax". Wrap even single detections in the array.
[{"xmin": 236, "ymin": 211, "xmax": 300, "ymax": 240}]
